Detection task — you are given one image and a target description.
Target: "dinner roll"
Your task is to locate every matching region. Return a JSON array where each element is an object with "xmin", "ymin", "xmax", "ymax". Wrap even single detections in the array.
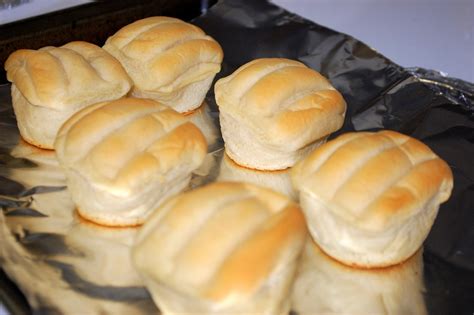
[
  {"xmin": 103, "ymin": 16, "xmax": 223, "ymax": 113},
  {"xmin": 54, "ymin": 97, "xmax": 207, "ymax": 227},
  {"xmin": 292, "ymin": 130, "xmax": 453, "ymax": 267},
  {"xmin": 217, "ymin": 152, "xmax": 296, "ymax": 200},
  {"xmin": 292, "ymin": 240, "xmax": 426, "ymax": 315},
  {"xmin": 214, "ymin": 58, "xmax": 346, "ymax": 170},
  {"xmin": 132, "ymin": 182, "xmax": 307, "ymax": 315},
  {"xmin": 4, "ymin": 41, "xmax": 132, "ymax": 149}
]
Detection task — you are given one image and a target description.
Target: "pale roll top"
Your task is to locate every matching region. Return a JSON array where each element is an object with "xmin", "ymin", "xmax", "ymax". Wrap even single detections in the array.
[
  {"xmin": 103, "ymin": 16, "xmax": 223, "ymax": 92},
  {"xmin": 55, "ymin": 97, "xmax": 207, "ymax": 197},
  {"xmin": 133, "ymin": 182, "xmax": 307, "ymax": 302},
  {"xmin": 292, "ymin": 130, "xmax": 453, "ymax": 231},
  {"xmin": 215, "ymin": 58, "xmax": 346, "ymax": 147},
  {"xmin": 5, "ymin": 41, "xmax": 132, "ymax": 109}
]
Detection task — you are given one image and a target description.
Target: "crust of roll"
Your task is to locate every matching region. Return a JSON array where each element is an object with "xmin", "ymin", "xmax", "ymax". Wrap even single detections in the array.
[
  {"xmin": 291, "ymin": 130, "xmax": 453, "ymax": 267},
  {"xmin": 5, "ymin": 41, "xmax": 132, "ymax": 149},
  {"xmin": 132, "ymin": 182, "xmax": 307, "ymax": 314},
  {"xmin": 215, "ymin": 58, "xmax": 346, "ymax": 170},
  {"xmin": 54, "ymin": 97, "xmax": 207, "ymax": 226},
  {"xmin": 103, "ymin": 16, "xmax": 223, "ymax": 113}
]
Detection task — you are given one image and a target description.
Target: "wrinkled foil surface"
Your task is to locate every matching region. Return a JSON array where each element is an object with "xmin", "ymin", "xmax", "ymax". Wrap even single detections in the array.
[{"xmin": 1, "ymin": 0, "xmax": 473, "ymax": 314}]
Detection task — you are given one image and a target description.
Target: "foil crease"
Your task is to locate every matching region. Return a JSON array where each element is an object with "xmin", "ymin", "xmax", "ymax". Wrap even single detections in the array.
[{"xmin": 1, "ymin": 0, "xmax": 474, "ymax": 314}]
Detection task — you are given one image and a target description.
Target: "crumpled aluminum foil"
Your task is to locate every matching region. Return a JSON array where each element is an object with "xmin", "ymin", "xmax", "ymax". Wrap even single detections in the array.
[{"xmin": 1, "ymin": 0, "xmax": 473, "ymax": 314}]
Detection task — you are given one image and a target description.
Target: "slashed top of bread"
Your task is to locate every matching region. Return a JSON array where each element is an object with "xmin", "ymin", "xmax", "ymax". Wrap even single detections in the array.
[
  {"xmin": 292, "ymin": 130, "xmax": 453, "ymax": 231},
  {"xmin": 215, "ymin": 58, "xmax": 346, "ymax": 149},
  {"xmin": 5, "ymin": 41, "xmax": 132, "ymax": 109},
  {"xmin": 133, "ymin": 182, "xmax": 307, "ymax": 302},
  {"xmin": 55, "ymin": 97, "xmax": 207, "ymax": 197},
  {"xmin": 103, "ymin": 16, "xmax": 223, "ymax": 93}
]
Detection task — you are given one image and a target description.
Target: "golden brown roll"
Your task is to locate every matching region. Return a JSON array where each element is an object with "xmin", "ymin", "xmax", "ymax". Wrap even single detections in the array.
[
  {"xmin": 103, "ymin": 16, "xmax": 223, "ymax": 113},
  {"xmin": 54, "ymin": 97, "xmax": 207, "ymax": 227},
  {"xmin": 291, "ymin": 239, "xmax": 427, "ymax": 315},
  {"xmin": 214, "ymin": 58, "xmax": 346, "ymax": 170},
  {"xmin": 4, "ymin": 41, "xmax": 132, "ymax": 149},
  {"xmin": 132, "ymin": 182, "xmax": 307, "ymax": 315},
  {"xmin": 292, "ymin": 130, "xmax": 453, "ymax": 267},
  {"xmin": 217, "ymin": 152, "xmax": 296, "ymax": 200}
]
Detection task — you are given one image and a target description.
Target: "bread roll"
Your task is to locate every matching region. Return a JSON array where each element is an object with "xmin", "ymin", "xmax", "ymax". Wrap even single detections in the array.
[
  {"xmin": 214, "ymin": 58, "xmax": 346, "ymax": 170},
  {"xmin": 54, "ymin": 97, "xmax": 207, "ymax": 227},
  {"xmin": 292, "ymin": 240, "xmax": 427, "ymax": 315},
  {"xmin": 132, "ymin": 182, "xmax": 307, "ymax": 315},
  {"xmin": 292, "ymin": 130, "xmax": 453, "ymax": 267},
  {"xmin": 4, "ymin": 41, "xmax": 132, "ymax": 149},
  {"xmin": 217, "ymin": 152, "xmax": 296, "ymax": 200},
  {"xmin": 103, "ymin": 16, "xmax": 223, "ymax": 113}
]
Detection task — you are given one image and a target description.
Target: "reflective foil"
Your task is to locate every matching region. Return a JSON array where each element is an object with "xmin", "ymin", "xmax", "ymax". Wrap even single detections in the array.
[{"xmin": 1, "ymin": 0, "xmax": 474, "ymax": 314}]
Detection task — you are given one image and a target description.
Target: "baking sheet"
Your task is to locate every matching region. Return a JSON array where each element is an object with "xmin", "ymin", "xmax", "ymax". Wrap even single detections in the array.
[{"xmin": 1, "ymin": 0, "xmax": 474, "ymax": 314}]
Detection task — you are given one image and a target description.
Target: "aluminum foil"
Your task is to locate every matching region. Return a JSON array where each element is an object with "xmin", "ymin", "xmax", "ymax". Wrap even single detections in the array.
[{"xmin": 1, "ymin": 0, "xmax": 474, "ymax": 314}]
